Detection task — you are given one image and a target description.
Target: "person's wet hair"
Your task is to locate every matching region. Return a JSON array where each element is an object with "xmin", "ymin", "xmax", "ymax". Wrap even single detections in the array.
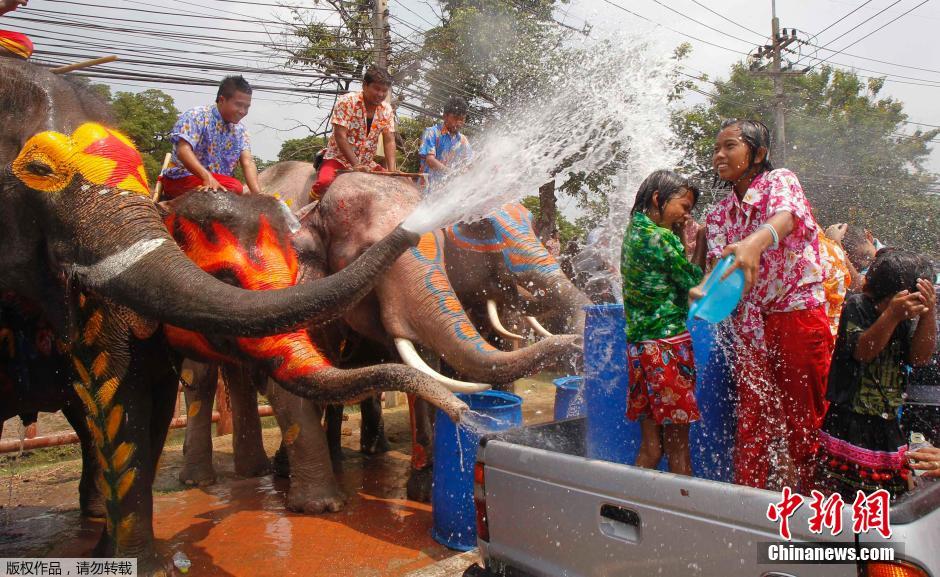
[
  {"xmin": 864, "ymin": 247, "xmax": 933, "ymax": 302},
  {"xmin": 363, "ymin": 65, "xmax": 392, "ymax": 87},
  {"xmin": 841, "ymin": 224, "xmax": 869, "ymax": 254},
  {"xmin": 444, "ymin": 96, "xmax": 468, "ymax": 117},
  {"xmin": 217, "ymin": 75, "xmax": 252, "ymax": 101},
  {"xmin": 715, "ymin": 119, "xmax": 774, "ymax": 188},
  {"xmin": 631, "ymin": 169, "xmax": 699, "ymax": 215}
]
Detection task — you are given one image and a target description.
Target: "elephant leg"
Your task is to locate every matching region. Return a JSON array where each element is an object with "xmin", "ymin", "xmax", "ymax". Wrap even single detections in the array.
[
  {"xmin": 324, "ymin": 404, "xmax": 344, "ymax": 467},
  {"xmin": 359, "ymin": 393, "xmax": 390, "ymax": 455},
  {"xmin": 266, "ymin": 381, "xmax": 346, "ymax": 514},
  {"xmin": 405, "ymin": 394, "xmax": 435, "ymax": 503},
  {"xmin": 62, "ymin": 399, "xmax": 105, "ymax": 519},
  {"xmin": 221, "ymin": 363, "xmax": 270, "ymax": 478},
  {"xmin": 179, "ymin": 360, "xmax": 219, "ymax": 487},
  {"xmin": 272, "ymin": 440, "xmax": 291, "ymax": 478}
]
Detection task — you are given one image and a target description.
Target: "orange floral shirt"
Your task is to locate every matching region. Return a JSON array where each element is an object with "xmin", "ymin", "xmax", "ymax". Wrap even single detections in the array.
[
  {"xmin": 819, "ymin": 233, "xmax": 852, "ymax": 336},
  {"xmin": 323, "ymin": 91, "xmax": 396, "ymax": 168}
]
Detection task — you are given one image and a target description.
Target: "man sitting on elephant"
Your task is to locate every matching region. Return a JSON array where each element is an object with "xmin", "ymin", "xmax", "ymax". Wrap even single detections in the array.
[
  {"xmin": 0, "ymin": 0, "xmax": 33, "ymax": 59},
  {"xmin": 161, "ymin": 75, "xmax": 262, "ymax": 198},
  {"xmin": 310, "ymin": 65, "xmax": 397, "ymax": 200},
  {"xmin": 419, "ymin": 96, "xmax": 472, "ymax": 187}
]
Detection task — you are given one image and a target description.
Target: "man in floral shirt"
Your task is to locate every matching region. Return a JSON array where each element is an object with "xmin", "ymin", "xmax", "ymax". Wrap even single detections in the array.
[
  {"xmin": 161, "ymin": 75, "xmax": 261, "ymax": 199},
  {"xmin": 310, "ymin": 66, "xmax": 397, "ymax": 200}
]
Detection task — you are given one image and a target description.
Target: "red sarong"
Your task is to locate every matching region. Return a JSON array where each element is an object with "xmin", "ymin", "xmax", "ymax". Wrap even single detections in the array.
[
  {"xmin": 310, "ymin": 159, "xmax": 385, "ymax": 201},
  {"xmin": 0, "ymin": 30, "xmax": 33, "ymax": 59},
  {"xmin": 160, "ymin": 173, "xmax": 244, "ymax": 200}
]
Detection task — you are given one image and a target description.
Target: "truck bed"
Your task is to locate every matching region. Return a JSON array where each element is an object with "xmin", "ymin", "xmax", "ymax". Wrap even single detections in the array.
[{"xmin": 476, "ymin": 418, "xmax": 940, "ymax": 577}]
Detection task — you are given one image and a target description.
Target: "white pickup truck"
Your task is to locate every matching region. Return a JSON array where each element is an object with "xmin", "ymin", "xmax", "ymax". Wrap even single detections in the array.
[{"xmin": 466, "ymin": 417, "xmax": 940, "ymax": 577}]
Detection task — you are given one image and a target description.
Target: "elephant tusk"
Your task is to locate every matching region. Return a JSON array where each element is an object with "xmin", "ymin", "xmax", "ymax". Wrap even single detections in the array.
[
  {"xmin": 486, "ymin": 299, "xmax": 525, "ymax": 341},
  {"xmin": 526, "ymin": 316, "xmax": 554, "ymax": 338},
  {"xmin": 394, "ymin": 338, "xmax": 491, "ymax": 394}
]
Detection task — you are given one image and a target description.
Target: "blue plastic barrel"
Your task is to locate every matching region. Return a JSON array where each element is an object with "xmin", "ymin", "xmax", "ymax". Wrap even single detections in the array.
[
  {"xmin": 583, "ymin": 304, "xmax": 636, "ymax": 464},
  {"xmin": 553, "ymin": 376, "xmax": 584, "ymax": 420},
  {"xmin": 687, "ymin": 319, "xmax": 736, "ymax": 482},
  {"xmin": 431, "ymin": 390, "xmax": 523, "ymax": 551}
]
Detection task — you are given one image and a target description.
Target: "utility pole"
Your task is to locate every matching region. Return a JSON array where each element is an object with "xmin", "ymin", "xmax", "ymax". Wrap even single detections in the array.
[
  {"xmin": 749, "ymin": 0, "xmax": 803, "ymax": 165},
  {"xmin": 372, "ymin": 0, "xmax": 391, "ymax": 71}
]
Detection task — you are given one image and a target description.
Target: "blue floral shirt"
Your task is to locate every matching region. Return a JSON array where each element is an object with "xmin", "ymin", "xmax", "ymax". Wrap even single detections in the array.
[
  {"xmin": 419, "ymin": 123, "xmax": 472, "ymax": 176},
  {"xmin": 165, "ymin": 105, "xmax": 251, "ymax": 179}
]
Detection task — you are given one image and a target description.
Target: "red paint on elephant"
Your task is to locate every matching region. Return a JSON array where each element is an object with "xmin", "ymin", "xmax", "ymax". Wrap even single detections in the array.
[
  {"xmin": 80, "ymin": 131, "xmax": 149, "ymax": 193},
  {"xmin": 162, "ymin": 214, "xmax": 330, "ymax": 375}
]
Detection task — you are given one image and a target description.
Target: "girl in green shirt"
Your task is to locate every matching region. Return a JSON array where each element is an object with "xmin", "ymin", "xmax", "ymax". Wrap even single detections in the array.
[{"xmin": 621, "ymin": 170, "xmax": 704, "ymax": 475}]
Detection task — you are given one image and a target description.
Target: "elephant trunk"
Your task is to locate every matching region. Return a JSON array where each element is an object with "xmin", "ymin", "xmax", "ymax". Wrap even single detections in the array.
[
  {"xmin": 516, "ymin": 269, "xmax": 591, "ymax": 335},
  {"xmin": 284, "ymin": 365, "xmax": 469, "ymax": 423},
  {"xmin": 71, "ymin": 194, "xmax": 418, "ymax": 336},
  {"xmin": 378, "ymin": 232, "xmax": 581, "ymax": 383}
]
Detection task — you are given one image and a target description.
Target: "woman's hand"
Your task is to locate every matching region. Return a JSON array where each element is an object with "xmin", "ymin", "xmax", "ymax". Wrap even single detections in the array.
[
  {"xmin": 825, "ymin": 223, "xmax": 848, "ymax": 245},
  {"xmin": 908, "ymin": 447, "xmax": 940, "ymax": 479},
  {"xmin": 720, "ymin": 236, "xmax": 763, "ymax": 293},
  {"xmin": 917, "ymin": 278, "xmax": 936, "ymax": 317},
  {"xmin": 688, "ymin": 283, "xmax": 705, "ymax": 304}
]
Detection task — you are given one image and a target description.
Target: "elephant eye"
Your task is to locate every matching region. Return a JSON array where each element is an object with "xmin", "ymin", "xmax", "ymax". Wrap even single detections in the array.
[{"xmin": 25, "ymin": 160, "xmax": 54, "ymax": 177}]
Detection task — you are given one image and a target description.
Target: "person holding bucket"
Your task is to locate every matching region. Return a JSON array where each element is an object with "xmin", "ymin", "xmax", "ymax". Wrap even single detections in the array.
[
  {"xmin": 698, "ymin": 119, "xmax": 833, "ymax": 492},
  {"xmin": 621, "ymin": 170, "xmax": 704, "ymax": 476}
]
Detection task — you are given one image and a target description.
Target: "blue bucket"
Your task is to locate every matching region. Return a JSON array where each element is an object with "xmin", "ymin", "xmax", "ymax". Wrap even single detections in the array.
[
  {"xmin": 688, "ymin": 255, "xmax": 745, "ymax": 324},
  {"xmin": 431, "ymin": 390, "xmax": 523, "ymax": 551},
  {"xmin": 583, "ymin": 304, "xmax": 636, "ymax": 464},
  {"xmin": 688, "ymin": 319, "xmax": 736, "ymax": 482},
  {"xmin": 553, "ymin": 376, "xmax": 584, "ymax": 420}
]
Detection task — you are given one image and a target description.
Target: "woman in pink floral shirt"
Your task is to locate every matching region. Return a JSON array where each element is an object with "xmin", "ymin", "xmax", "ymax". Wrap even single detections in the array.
[{"xmin": 700, "ymin": 119, "xmax": 833, "ymax": 492}]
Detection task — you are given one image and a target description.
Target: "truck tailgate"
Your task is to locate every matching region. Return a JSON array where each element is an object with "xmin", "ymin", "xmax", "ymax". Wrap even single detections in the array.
[{"xmin": 481, "ymin": 439, "xmax": 859, "ymax": 577}]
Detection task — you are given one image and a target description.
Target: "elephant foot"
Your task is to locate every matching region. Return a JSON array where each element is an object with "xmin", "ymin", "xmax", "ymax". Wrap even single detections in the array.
[
  {"xmin": 93, "ymin": 539, "xmax": 171, "ymax": 577},
  {"xmin": 406, "ymin": 467, "xmax": 433, "ymax": 503},
  {"xmin": 234, "ymin": 454, "xmax": 271, "ymax": 478},
  {"xmin": 178, "ymin": 460, "xmax": 217, "ymax": 487},
  {"xmin": 360, "ymin": 432, "xmax": 391, "ymax": 456},
  {"xmin": 272, "ymin": 444, "xmax": 291, "ymax": 478},
  {"xmin": 286, "ymin": 481, "xmax": 347, "ymax": 514}
]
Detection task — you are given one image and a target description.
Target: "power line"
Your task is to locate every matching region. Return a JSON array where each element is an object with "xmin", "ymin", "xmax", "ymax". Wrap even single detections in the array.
[
  {"xmin": 813, "ymin": 0, "xmax": 875, "ymax": 38},
  {"xmin": 688, "ymin": 0, "xmax": 765, "ymax": 39}
]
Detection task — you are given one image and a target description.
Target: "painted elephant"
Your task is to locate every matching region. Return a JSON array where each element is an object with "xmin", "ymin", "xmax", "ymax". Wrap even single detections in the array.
[
  {"xmin": 444, "ymin": 203, "xmax": 591, "ymax": 344},
  {"xmin": 161, "ymin": 189, "xmax": 466, "ymax": 512},
  {"xmin": 0, "ymin": 115, "xmax": 445, "ymax": 570}
]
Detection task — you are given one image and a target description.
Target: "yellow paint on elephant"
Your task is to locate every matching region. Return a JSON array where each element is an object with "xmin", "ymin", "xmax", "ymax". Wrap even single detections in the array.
[
  {"xmin": 72, "ymin": 356, "xmax": 91, "ymax": 387},
  {"xmin": 92, "ymin": 351, "xmax": 110, "ymax": 379},
  {"xmin": 283, "ymin": 423, "xmax": 301, "ymax": 446},
  {"xmin": 96, "ymin": 377, "xmax": 120, "ymax": 407},
  {"xmin": 11, "ymin": 123, "xmax": 150, "ymax": 196},
  {"xmin": 83, "ymin": 310, "xmax": 104, "ymax": 346},
  {"xmin": 188, "ymin": 400, "xmax": 202, "ymax": 418},
  {"xmin": 116, "ymin": 468, "xmax": 136, "ymax": 500},
  {"xmin": 105, "ymin": 405, "xmax": 124, "ymax": 443},
  {"xmin": 86, "ymin": 415, "xmax": 103, "ymax": 446},
  {"xmin": 73, "ymin": 382, "xmax": 98, "ymax": 416},
  {"xmin": 112, "ymin": 442, "xmax": 135, "ymax": 471},
  {"xmin": 115, "ymin": 514, "xmax": 137, "ymax": 550},
  {"xmin": 96, "ymin": 473, "xmax": 113, "ymax": 502},
  {"xmin": 94, "ymin": 447, "xmax": 108, "ymax": 474}
]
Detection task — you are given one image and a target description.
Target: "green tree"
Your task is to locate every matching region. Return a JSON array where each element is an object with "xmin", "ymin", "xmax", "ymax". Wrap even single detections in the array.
[
  {"xmin": 278, "ymin": 135, "xmax": 328, "ymax": 162},
  {"xmin": 108, "ymin": 89, "xmax": 179, "ymax": 183},
  {"xmin": 675, "ymin": 64, "xmax": 940, "ymax": 257},
  {"xmin": 521, "ymin": 195, "xmax": 584, "ymax": 245}
]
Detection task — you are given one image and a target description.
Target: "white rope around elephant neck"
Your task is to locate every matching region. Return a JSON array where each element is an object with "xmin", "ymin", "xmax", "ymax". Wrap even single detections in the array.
[
  {"xmin": 394, "ymin": 338, "xmax": 490, "ymax": 394},
  {"xmin": 69, "ymin": 238, "xmax": 167, "ymax": 286}
]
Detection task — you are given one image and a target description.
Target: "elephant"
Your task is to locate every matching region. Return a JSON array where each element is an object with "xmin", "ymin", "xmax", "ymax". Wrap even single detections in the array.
[
  {"xmin": 0, "ymin": 98, "xmax": 454, "ymax": 571},
  {"xmin": 443, "ymin": 203, "xmax": 592, "ymax": 345},
  {"xmin": 303, "ymin": 172, "xmax": 582, "ymax": 498},
  {"xmin": 160, "ymin": 189, "xmax": 467, "ymax": 513}
]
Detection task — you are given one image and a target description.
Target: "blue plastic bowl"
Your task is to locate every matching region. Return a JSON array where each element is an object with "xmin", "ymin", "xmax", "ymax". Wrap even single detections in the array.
[{"xmin": 688, "ymin": 255, "xmax": 745, "ymax": 324}]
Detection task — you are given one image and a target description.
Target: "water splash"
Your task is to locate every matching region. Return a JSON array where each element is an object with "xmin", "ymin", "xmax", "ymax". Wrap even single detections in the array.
[{"xmin": 403, "ymin": 33, "xmax": 683, "ymax": 302}]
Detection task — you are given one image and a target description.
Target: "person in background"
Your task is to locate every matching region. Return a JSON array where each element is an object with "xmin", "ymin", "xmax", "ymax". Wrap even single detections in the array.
[
  {"xmin": 827, "ymin": 223, "xmax": 879, "ymax": 288},
  {"xmin": 419, "ymin": 96, "xmax": 472, "ymax": 186},
  {"xmin": 311, "ymin": 65, "xmax": 397, "ymax": 200},
  {"xmin": 818, "ymin": 231, "xmax": 853, "ymax": 337},
  {"xmin": 698, "ymin": 119, "xmax": 833, "ymax": 492},
  {"xmin": 816, "ymin": 248, "xmax": 936, "ymax": 500},
  {"xmin": 621, "ymin": 170, "xmax": 703, "ymax": 476},
  {"xmin": 161, "ymin": 75, "xmax": 261, "ymax": 199},
  {"xmin": 0, "ymin": 0, "xmax": 32, "ymax": 59}
]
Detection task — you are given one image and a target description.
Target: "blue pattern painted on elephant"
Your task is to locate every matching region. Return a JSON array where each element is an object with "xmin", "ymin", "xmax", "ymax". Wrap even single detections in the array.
[
  {"xmin": 446, "ymin": 204, "xmax": 561, "ymax": 276},
  {"xmin": 409, "ymin": 234, "xmax": 497, "ymax": 355}
]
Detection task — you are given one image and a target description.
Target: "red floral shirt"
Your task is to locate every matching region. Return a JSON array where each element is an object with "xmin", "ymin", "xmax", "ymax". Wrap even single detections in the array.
[
  {"xmin": 323, "ymin": 91, "xmax": 396, "ymax": 168},
  {"xmin": 705, "ymin": 169, "xmax": 825, "ymax": 344}
]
